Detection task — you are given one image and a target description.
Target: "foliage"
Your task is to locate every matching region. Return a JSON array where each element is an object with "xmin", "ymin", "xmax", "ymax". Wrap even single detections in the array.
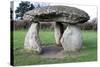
[
  {"xmin": 15, "ymin": 1, "xmax": 35, "ymax": 19},
  {"xmin": 13, "ymin": 21, "xmax": 54, "ymax": 30},
  {"xmin": 13, "ymin": 17, "xmax": 97, "ymax": 30},
  {"xmin": 13, "ymin": 20, "xmax": 32, "ymax": 30},
  {"xmin": 77, "ymin": 18, "xmax": 97, "ymax": 30},
  {"xmin": 13, "ymin": 21, "xmax": 97, "ymax": 31}
]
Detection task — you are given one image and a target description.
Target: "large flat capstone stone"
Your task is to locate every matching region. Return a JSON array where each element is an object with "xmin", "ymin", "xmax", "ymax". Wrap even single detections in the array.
[{"xmin": 23, "ymin": 5, "xmax": 90, "ymax": 24}]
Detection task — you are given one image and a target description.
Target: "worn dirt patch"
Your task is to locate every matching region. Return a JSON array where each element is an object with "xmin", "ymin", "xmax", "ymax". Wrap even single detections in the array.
[{"xmin": 40, "ymin": 45, "xmax": 65, "ymax": 59}]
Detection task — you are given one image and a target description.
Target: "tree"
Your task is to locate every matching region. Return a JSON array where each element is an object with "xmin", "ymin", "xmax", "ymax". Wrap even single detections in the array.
[{"xmin": 15, "ymin": 1, "xmax": 35, "ymax": 19}]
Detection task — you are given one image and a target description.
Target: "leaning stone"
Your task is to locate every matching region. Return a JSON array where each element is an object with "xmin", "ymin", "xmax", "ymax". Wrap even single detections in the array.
[
  {"xmin": 60, "ymin": 25, "xmax": 82, "ymax": 52},
  {"xmin": 24, "ymin": 23, "xmax": 42, "ymax": 54},
  {"xmin": 54, "ymin": 22, "xmax": 64, "ymax": 46}
]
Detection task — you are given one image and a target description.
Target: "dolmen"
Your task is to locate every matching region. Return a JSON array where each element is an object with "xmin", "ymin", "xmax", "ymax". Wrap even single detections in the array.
[{"xmin": 23, "ymin": 5, "xmax": 90, "ymax": 54}]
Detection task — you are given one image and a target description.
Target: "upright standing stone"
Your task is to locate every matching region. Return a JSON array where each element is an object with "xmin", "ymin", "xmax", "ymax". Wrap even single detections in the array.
[
  {"xmin": 54, "ymin": 22, "xmax": 64, "ymax": 46},
  {"xmin": 60, "ymin": 25, "xmax": 82, "ymax": 52},
  {"xmin": 24, "ymin": 22, "xmax": 42, "ymax": 54}
]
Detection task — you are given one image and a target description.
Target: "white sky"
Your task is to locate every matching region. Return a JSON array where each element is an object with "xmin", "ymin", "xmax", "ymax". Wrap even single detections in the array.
[{"xmin": 13, "ymin": 1, "xmax": 97, "ymax": 20}]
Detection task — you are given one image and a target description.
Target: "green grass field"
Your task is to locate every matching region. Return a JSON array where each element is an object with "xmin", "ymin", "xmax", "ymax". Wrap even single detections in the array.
[{"xmin": 13, "ymin": 30, "xmax": 97, "ymax": 66}]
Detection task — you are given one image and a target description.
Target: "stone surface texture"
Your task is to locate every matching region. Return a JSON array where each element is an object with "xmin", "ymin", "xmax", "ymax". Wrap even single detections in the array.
[
  {"xmin": 24, "ymin": 23, "xmax": 42, "ymax": 54},
  {"xmin": 23, "ymin": 6, "xmax": 90, "ymax": 24},
  {"xmin": 60, "ymin": 25, "xmax": 82, "ymax": 52}
]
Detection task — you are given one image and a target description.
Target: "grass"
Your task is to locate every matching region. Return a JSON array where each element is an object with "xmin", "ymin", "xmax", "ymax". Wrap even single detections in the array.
[{"xmin": 12, "ymin": 30, "xmax": 97, "ymax": 66}]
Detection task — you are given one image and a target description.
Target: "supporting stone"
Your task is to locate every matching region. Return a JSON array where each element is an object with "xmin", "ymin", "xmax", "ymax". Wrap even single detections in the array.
[
  {"xmin": 60, "ymin": 25, "xmax": 82, "ymax": 52},
  {"xmin": 54, "ymin": 22, "xmax": 64, "ymax": 47},
  {"xmin": 24, "ymin": 22, "xmax": 42, "ymax": 54}
]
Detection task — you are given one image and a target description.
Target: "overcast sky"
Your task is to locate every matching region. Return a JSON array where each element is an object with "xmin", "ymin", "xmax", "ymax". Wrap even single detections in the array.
[{"xmin": 13, "ymin": 1, "xmax": 97, "ymax": 20}]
